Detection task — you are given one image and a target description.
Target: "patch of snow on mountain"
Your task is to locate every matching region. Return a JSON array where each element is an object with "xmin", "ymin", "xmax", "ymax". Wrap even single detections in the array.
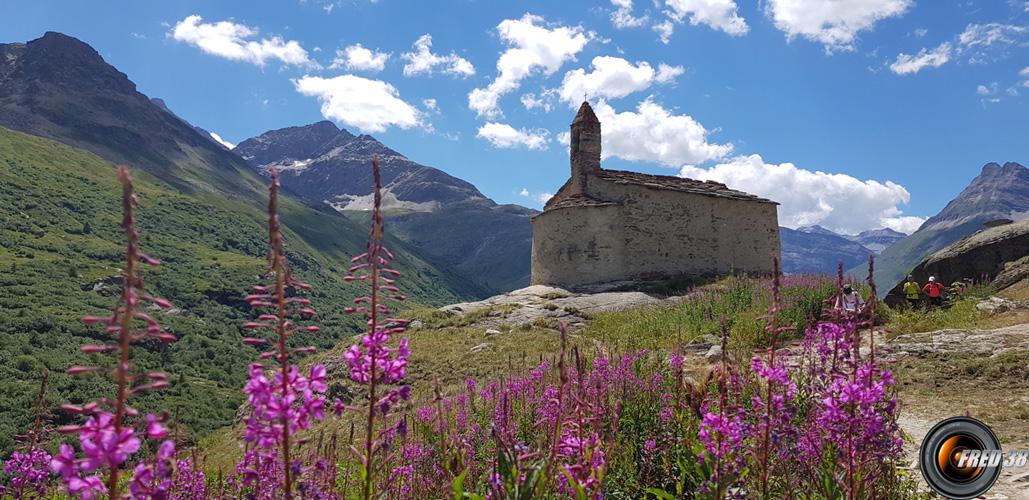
[{"xmin": 326, "ymin": 190, "xmax": 439, "ymax": 213}]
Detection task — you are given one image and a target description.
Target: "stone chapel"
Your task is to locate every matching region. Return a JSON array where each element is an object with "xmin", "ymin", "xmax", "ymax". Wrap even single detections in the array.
[{"xmin": 530, "ymin": 101, "xmax": 781, "ymax": 290}]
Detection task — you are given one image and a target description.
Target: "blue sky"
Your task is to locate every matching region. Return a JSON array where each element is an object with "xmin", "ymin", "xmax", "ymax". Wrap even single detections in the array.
[{"xmin": 2, "ymin": 0, "xmax": 1027, "ymax": 234}]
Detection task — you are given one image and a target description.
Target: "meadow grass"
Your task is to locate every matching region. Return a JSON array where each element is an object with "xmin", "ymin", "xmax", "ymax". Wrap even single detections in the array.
[
  {"xmin": 583, "ymin": 275, "xmax": 840, "ymax": 352},
  {"xmin": 882, "ymin": 284, "xmax": 996, "ymax": 336}
]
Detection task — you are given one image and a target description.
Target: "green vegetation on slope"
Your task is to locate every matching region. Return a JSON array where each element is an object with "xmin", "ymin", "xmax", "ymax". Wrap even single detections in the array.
[
  {"xmin": 583, "ymin": 275, "xmax": 843, "ymax": 352},
  {"xmin": 0, "ymin": 127, "xmax": 479, "ymax": 453}
]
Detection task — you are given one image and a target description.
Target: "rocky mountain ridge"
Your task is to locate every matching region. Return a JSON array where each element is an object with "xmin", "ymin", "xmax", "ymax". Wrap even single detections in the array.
[
  {"xmin": 150, "ymin": 97, "xmax": 230, "ymax": 151},
  {"xmin": 234, "ymin": 122, "xmax": 537, "ymax": 293},
  {"xmin": 234, "ymin": 122, "xmax": 488, "ymax": 210}
]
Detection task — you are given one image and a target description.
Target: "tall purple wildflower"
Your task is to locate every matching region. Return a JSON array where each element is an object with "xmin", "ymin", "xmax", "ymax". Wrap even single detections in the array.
[
  {"xmin": 2, "ymin": 370, "xmax": 54, "ymax": 498},
  {"xmin": 240, "ymin": 168, "xmax": 326, "ymax": 499},
  {"xmin": 697, "ymin": 320, "xmax": 746, "ymax": 498},
  {"xmin": 749, "ymin": 257, "xmax": 799, "ymax": 494},
  {"xmin": 52, "ymin": 166, "xmax": 177, "ymax": 499},
  {"xmin": 171, "ymin": 456, "xmax": 207, "ymax": 498},
  {"xmin": 3, "ymin": 448, "xmax": 52, "ymax": 498},
  {"xmin": 341, "ymin": 156, "xmax": 410, "ymax": 500},
  {"xmin": 799, "ymin": 256, "xmax": 902, "ymax": 498}
]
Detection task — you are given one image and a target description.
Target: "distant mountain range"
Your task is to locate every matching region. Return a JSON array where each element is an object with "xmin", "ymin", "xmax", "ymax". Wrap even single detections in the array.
[
  {"xmin": 854, "ymin": 162, "xmax": 1029, "ymax": 290},
  {"xmin": 849, "ymin": 228, "xmax": 907, "ymax": 254},
  {"xmin": 234, "ymin": 122, "xmax": 536, "ymax": 293},
  {"xmin": 778, "ymin": 225, "xmax": 907, "ymax": 275}
]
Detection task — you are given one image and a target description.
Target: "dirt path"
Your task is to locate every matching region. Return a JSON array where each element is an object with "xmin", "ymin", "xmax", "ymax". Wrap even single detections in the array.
[{"xmin": 887, "ymin": 323, "xmax": 1029, "ymax": 499}]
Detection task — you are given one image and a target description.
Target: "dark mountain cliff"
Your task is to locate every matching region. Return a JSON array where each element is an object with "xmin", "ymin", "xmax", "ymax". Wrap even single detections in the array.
[{"xmin": 0, "ymin": 32, "xmax": 248, "ymax": 193}]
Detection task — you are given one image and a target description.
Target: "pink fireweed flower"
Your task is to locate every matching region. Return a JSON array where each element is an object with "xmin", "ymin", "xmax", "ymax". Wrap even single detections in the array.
[
  {"xmin": 50, "ymin": 444, "xmax": 107, "ymax": 499},
  {"xmin": 145, "ymin": 413, "xmax": 168, "ymax": 439},
  {"xmin": 77, "ymin": 412, "xmax": 141, "ymax": 472},
  {"xmin": 3, "ymin": 447, "xmax": 52, "ymax": 497},
  {"xmin": 127, "ymin": 439, "xmax": 176, "ymax": 498},
  {"xmin": 238, "ymin": 169, "xmax": 327, "ymax": 499},
  {"xmin": 52, "ymin": 166, "xmax": 177, "ymax": 497},
  {"xmin": 173, "ymin": 458, "xmax": 207, "ymax": 498},
  {"xmin": 342, "ymin": 156, "xmax": 411, "ymax": 500},
  {"xmin": 242, "ymin": 363, "xmax": 328, "ymax": 449}
]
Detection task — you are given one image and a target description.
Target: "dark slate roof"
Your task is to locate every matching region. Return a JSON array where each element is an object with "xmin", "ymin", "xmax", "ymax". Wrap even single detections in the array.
[
  {"xmin": 544, "ymin": 192, "xmax": 620, "ymax": 211},
  {"xmin": 572, "ymin": 101, "xmax": 599, "ymax": 125},
  {"xmin": 595, "ymin": 169, "xmax": 777, "ymax": 204}
]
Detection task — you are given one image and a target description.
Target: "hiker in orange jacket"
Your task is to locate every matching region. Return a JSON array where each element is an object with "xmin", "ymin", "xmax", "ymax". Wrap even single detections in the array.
[{"xmin": 922, "ymin": 276, "xmax": 945, "ymax": 308}]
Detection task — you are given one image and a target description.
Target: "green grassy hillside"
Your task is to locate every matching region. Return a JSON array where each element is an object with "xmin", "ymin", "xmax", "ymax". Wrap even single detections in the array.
[{"xmin": 0, "ymin": 127, "xmax": 480, "ymax": 452}]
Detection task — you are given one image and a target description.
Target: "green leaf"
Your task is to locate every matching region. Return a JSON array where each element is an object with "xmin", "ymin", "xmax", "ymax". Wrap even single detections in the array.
[
  {"xmin": 644, "ymin": 487, "xmax": 677, "ymax": 499},
  {"xmin": 452, "ymin": 470, "xmax": 468, "ymax": 497}
]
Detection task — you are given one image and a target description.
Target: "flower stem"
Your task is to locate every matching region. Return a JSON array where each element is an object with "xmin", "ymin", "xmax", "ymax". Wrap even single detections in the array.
[
  {"xmin": 268, "ymin": 170, "xmax": 294, "ymax": 499},
  {"xmin": 109, "ymin": 166, "xmax": 138, "ymax": 499},
  {"xmin": 362, "ymin": 156, "xmax": 384, "ymax": 500}
]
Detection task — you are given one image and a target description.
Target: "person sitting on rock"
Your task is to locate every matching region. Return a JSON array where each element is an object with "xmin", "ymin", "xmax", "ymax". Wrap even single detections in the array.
[
  {"xmin": 836, "ymin": 284, "xmax": 865, "ymax": 313},
  {"xmin": 922, "ymin": 276, "xmax": 945, "ymax": 308},
  {"xmin": 902, "ymin": 275, "xmax": 921, "ymax": 309}
]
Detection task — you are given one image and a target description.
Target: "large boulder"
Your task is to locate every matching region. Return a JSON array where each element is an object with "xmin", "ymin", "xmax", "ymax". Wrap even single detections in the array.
[
  {"xmin": 440, "ymin": 285, "xmax": 681, "ymax": 330},
  {"xmin": 884, "ymin": 218, "xmax": 1029, "ymax": 306}
]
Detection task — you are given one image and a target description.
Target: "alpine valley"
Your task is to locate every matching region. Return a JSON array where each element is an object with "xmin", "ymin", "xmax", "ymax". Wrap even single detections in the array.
[
  {"xmin": 0, "ymin": 30, "xmax": 1025, "ymax": 454},
  {"xmin": 0, "ymin": 32, "xmax": 486, "ymax": 450}
]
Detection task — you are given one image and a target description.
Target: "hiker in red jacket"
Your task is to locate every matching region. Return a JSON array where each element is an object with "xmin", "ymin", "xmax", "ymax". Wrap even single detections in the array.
[{"xmin": 922, "ymin": 276, "xmax": 945, "ymax": 308}]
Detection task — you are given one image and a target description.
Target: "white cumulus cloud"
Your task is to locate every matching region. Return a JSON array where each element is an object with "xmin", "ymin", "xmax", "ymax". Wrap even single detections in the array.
[
  {"xmin": 588, "ymin": 99, "xmax": 733, "ymax": 166},
  {"xmin": 521, "ymin": 90, "xmax": 557, "ymax": 112},
  {"xmin": 293, "ymin": 75, "xmax": 423, "ymax": 133},
  {"xmin": 330, "ymin": 44, "xmax": 389, "ymax": 72},
  {"xmin": 171, "ymin": 15, "xmax": 315, "ymax": 67},
  {"xmin": 401, "ymin": 34, "xmax": 475, "ymax": 78},
  {"xmin": 519, "ymin": 188, "xmax": 530, "ymax": 196},
  {"xmin": 558, "ymin": 56, "xmax": 683, "ymax": 106},
  {"xmin": 468, "ymin": 13, "xmax": 592, "ymax": 118},
  {"xmin": 957, "ymin": 23, "xmax": 1027, "ymax": 64},
  {"xmin": 654, "ymin": 0, "xmax": 749, "ymax": 42},
  {"xmin": 610, "ymin": 0, "xmax": 648, "ymax": 29},
  {"xmin": 655, "ymin": 63, "xmax": 686, "ymax": 83},
  {"xmin": 889, "ymin": 42, "xmax": 951, "ymax": 75},
  {"xmin": 679, "ymin": 154, "xmax": 926, "ymax": 234},
  {"xmin": 476, "ymin": 122, "xmax": 550, "ymax": 150},
  {"xmin": 763, "ymin": 0, "xmax": 913, "ymax": 52}
]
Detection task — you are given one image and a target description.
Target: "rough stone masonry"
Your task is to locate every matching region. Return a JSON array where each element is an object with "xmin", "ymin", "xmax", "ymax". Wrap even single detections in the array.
[{"xmin": 530, "ymin": 102, "xmax": 781, "ymax": 290}]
